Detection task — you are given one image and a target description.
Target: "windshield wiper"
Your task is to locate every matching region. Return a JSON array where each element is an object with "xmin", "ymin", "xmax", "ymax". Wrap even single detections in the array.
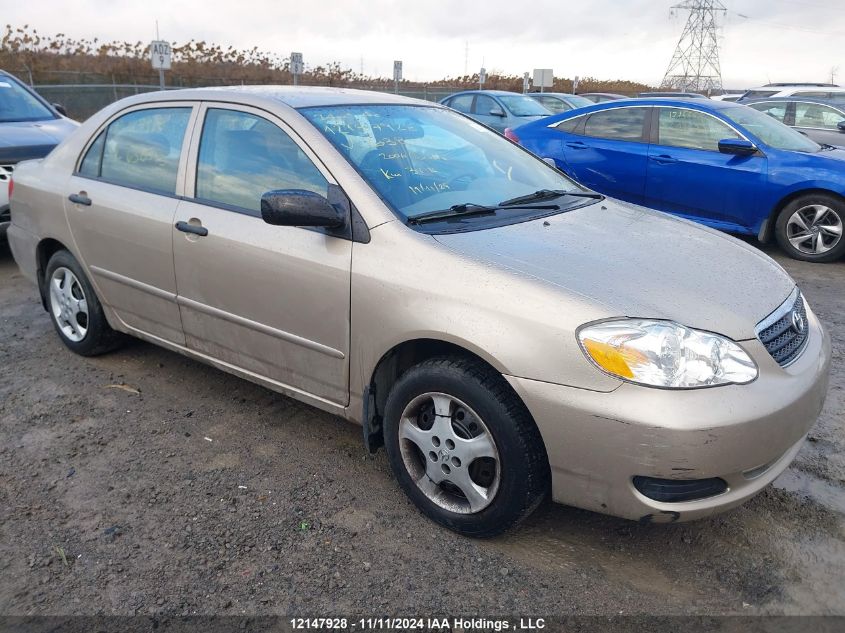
[
  {"xmin": 498, "ymin": 189, "xmax": 604, "ymax": 207},
  {"xmin": 407, "ymin": 202, "xmax": 558, "ymax": 225}
]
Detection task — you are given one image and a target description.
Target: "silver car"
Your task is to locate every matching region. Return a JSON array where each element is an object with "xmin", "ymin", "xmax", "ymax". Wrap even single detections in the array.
[
  {"xmin": 8, "ymin": 87, "xmax": 831, "ymax": 536},
  {"xmin": 439, "ymin": 90, "xmax": 551, "ymax": 133}
]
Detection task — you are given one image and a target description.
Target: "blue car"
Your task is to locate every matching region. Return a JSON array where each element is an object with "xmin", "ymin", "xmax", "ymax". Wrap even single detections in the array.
[{"xmin": 511, "ymin": 98, "xmax": 845, "ymax": 262}]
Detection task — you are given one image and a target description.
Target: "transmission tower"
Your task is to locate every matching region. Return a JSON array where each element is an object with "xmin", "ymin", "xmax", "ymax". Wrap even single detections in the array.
[{"xmin": 661, "ymin": 0, "xmax": 726, "ymax": 93}]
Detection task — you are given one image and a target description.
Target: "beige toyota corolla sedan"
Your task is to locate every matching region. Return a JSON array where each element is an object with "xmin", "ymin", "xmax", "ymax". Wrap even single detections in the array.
[{"xmin": 7, "ymin": 87, "xmax": 831, "ymax": 536}]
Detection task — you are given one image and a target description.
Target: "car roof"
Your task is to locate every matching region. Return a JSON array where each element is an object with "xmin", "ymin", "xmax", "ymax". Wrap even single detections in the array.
[
  {"xmin": 560, "ymin": 97, "xmax": 741, "ymax": 113},
  {"xmin": 746, "ymin": 85, "xmax": 845, "ymax": 93},
  {"xmin": 443, "ymin": 90, "xmax": 527, "ymax": 97},
  {"xmin": 577, "ymin": 92, "xmax": 627, "ymax": 97},
  {"xmin": 527, "ymin": 92, "xmax": 582, "ymax": 98},
  {"xmin": 113, "ymin": 85, "xmax": 440, "ymax": 110}
]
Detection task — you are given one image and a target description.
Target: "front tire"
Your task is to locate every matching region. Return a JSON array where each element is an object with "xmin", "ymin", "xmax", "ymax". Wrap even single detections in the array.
[
  {"xmin": 775, "ymin": 193, "xmax": 845, "ymax": 262},
  {"xmin": 383, "ymin": 357, "xmax": 549, "ymax": 537},
  {"xmin": 45, "ymin": 250, "xmax": 123, "ymax": 356}
]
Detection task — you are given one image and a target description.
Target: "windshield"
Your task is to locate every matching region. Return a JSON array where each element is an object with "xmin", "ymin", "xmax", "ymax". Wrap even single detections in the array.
[
  {"xmin": 723, "ymin": 105, "xmax": 821, "ymax": 152},
  {"xmin": 300, "ymin": 104, "xmax": 580, "ymax": 220},
  {"xmin": 497, "ymin": 95, "xmax": 551, "ymax": 117},
  {"xmin": 565, "ymin": 95, "xmax": 594, "ymax": 109},
  {"xmin": 0, "ymin": 76, "xmax": 54, "ymax": 123}
]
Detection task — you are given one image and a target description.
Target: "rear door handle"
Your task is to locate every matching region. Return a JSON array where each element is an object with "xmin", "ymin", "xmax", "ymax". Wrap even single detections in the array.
[
  {"xmin": 68, "ymin": 192, "xmax": 92, "ymax": 206},
  {"xmin": 175, "ymin": 220, "xmax": 208, "ymax": 237},
  {"xmin": 650, "ymin": 155, "xmax": 678, "ymax": 164}
]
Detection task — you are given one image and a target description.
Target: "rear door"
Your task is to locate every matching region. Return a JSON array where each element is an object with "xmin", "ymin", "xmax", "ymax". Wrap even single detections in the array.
[
  {"xmin": 65, "ymin": 103, "xmax": 197, "ymax": 344},
  {"xmin": 172, "ymin": 103, "xmax": 352, "ymax": 406},
  {"xmin": 645, "ymin": 106, "xmax": 767, "ymax": 230},
  {"xmin": 561, "ymin": 106, "xmax": 651, "ymax": 203}
]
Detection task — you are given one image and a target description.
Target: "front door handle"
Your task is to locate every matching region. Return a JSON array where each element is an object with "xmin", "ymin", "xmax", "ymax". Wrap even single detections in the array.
[
  {"xmin": 68, "ymin": 192, "xmax": 92, "ymax": 206},
  {"xmin": 650, "ymin": 155, "xmax": 678, "ymax": 165},
  {"xmin": 175, "ymin": 220, "xmax": 208, "ymax": 237},
  {"xmin": 566, "ymin": 141, "xmax": 589, "ymax": 149}
]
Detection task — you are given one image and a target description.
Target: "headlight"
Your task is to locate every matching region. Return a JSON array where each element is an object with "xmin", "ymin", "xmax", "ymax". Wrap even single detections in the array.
[{"xmin": 578, "ymin": 319, "xmax": 758, "ymax": 388}]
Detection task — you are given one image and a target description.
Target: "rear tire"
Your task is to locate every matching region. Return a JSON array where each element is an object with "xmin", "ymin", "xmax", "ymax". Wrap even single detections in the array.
[
  {"xmin": 44, "ymin": 250, "xmax": 123, "ymax": 356},
  {"xmin": 383, "ymin": 356, "xmax": 550, "ymax": 537},
  {"xmin": 775, "ymin": 193, "xmax": 845, "ymax": 262}
]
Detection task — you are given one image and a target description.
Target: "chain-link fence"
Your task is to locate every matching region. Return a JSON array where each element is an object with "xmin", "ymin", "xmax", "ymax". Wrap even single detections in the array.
[{"xmin": 30, "ymin": 82, "xmax": 463, "ymax": 121}]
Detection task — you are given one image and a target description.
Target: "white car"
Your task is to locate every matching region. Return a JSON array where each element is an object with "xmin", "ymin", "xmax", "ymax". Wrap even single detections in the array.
[{"xmin": 738, "ymin": 83, "xmax": 845, "ymax": 102}]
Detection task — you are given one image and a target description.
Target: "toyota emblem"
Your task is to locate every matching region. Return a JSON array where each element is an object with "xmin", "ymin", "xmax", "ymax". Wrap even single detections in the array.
[{"xmin": 790, "ymin": 310, "xmax": 805, "ymax": 334}]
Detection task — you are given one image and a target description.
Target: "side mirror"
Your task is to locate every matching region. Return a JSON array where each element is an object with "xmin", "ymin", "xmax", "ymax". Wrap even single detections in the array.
[
  {"xmin": 838, "ymin": 120, "xmax": 845, "ymax": 132},
  {"xmin": 489, "ymin": 107, "xmax": 506, "ymax": 117},
  {"xmin": 718, "ymin": 138, "xmax": 758, "ymax": 156},
  {"xmin": 52, "ymin": 103, "xmax": 68, "ymax": 117},
  {"xmin": 260, "ymin": 190, "xmax": 346, "ymax": 228}
]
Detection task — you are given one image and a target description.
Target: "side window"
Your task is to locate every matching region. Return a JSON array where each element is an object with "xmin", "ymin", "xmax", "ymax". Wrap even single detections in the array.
[
  {"xmin": 584, "ymin": 108, "xmax": 646, "ymax": 141},
  {"xmin": 794, "ymin": 103, "xmax": 845, "ymax": 130},
  {"xmin": 447, "ymin": 95, "xmax": 474, "ymax": 114},
  {"xmin": 793, "ymin": 91, "xmax": 829, "ymax": 98},
  {"xmin": 98, "ymin": 107, "xmax": 191, "ymax": 194},
  {"xmin": 195, "ymin": 108, "xmax": 329, "ymax": 215},
  {"xmin": 79, "ymin": 130, "xmax": 106, "ymax": 177},
  {"xmin": 657, "ymin": 108, "xmax": 739, "ymax": 151},
  {"xmin": 749, "ymin": 102, "xmax": 788, "ymax": 123},
  {"xmin": 555, "ymin": 116, "xmax": 584, "ymax": 134},
  {"xmin": 474, "ymin": 95, "xmax": 498, "ymax": 115}
]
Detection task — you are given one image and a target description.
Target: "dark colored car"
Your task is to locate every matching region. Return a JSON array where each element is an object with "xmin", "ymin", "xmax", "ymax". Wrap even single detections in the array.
[
  {"xmin": 747, "ymin": 97, "xmax": 845, "ymax": 147},
  {"xmin": 576, "ymin": 92, "xmax": 628, "ymax": 103},
  {"xmin": 439, "ymin": 90, "xmax": 551, "ymax": 133},
  {"xmin": 510, "ymin": 98, "xmax": 845, "ymax": 262},
  {"xmin": 0, "ymin": 70, "xmax": 77, "ymax": 233}
]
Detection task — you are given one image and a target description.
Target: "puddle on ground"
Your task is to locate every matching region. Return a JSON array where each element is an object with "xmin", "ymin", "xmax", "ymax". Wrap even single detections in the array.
[{"xmin": 773, "ymin": 469, "xmax": 845, "ymax": 515}]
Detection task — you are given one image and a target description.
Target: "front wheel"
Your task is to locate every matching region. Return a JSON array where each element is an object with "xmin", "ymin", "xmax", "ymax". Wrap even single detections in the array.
[
  {"xmin": 775, "ymin": 194, "xmax": 845, "ymax": 262},
  {"xmin": 383, "ymin": 357, "xmax": 549, "ymax": 537}
]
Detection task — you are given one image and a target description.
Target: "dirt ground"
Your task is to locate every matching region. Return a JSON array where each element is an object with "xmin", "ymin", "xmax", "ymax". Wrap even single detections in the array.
[{"xmin": 0, "ymin": 237, "xmax": 843, "ymax": 618}]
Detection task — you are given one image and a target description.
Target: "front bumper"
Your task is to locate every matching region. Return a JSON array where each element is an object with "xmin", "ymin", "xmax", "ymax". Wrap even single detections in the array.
[{"xmin": 507, "ymin": 307, "xmax": 831, "ymax": 523}]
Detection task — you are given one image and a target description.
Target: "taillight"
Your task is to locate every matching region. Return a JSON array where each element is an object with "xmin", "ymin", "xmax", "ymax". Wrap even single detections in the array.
[
  {"xmin": 7, "ymin": 176, "xmax": 12, "ymax": 200},
  {"xmin": 503, "ymin": 127, "xmax": 520, "ymax": 144}
]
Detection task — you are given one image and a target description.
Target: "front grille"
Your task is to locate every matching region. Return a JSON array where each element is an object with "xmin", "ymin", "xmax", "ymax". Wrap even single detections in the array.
[
  {"xmin": 756, "ymin": 289, "xmax": 809, "ymax": 367},
  {"xmin": 0, "ymin": 164, "xmax": 13, "ymax": 183}
]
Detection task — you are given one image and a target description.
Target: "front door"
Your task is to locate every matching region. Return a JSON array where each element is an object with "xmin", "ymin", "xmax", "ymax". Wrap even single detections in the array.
[
  {"xmin": 65, "ymin": 104, "xmax": 196, "ymax": 344},
  {"xmin": 173, "ymin": 104, "xmax": 352, "ymax": 406},
  {"xmin": 473, "ymin": 95, "xmax": 507, "ymax": 132},
  {"xmin": 645, "ymin": 106, "xmax": 767, "ymax": 230},
  {"xmin": 563, "ymin": 106, "xmax": 651, "ymax": 204}
]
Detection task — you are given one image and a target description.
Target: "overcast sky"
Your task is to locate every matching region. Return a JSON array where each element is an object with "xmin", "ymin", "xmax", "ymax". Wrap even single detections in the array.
[{"xmin": 3, "ymin": 0, "xmax": 843, "ymax": 88}]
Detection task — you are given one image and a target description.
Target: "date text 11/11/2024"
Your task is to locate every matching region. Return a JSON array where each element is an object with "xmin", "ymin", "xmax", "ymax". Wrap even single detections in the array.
[{"xmin": 289, "ymin": 617, "xmax": 548, "ymax": 631}]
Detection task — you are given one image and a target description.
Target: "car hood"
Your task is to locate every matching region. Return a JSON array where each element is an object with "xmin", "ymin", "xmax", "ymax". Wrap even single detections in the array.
[
  {"xmin": 0, "ymin": 118, "xmax": 78, "ymax": 160},
  {"xmin": 433, "ymin": 200, "xmax": 795, "ymax": 340}
]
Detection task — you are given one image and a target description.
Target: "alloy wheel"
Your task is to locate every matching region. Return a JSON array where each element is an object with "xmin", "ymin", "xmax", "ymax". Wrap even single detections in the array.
[
  {"xmin": 786, "ymin": 204, "xmax": 843, "ymax": 255},
  {"xmin": 49, "ymin": 267, "xmax": 89, "ymax": 342},
  {"xmin": 398, "ymin": 392, "xmax": 500, "ymax": 514}
]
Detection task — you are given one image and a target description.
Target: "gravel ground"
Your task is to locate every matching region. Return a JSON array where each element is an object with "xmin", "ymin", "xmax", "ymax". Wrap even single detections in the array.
[{"xmin": 0, "ymin": 237, "xmax": 843, "ymax": 617}]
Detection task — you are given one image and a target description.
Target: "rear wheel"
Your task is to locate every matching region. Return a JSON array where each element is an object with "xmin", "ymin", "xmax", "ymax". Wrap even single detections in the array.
[
  {"xmin": 383, "ymin": 357, "xmax": 549, "ymax": 537},
  {"xmin": 775, "ymin": 193, "xmax": 845, "ymax": 262},
  {"xmin": 45, "ymin": 250, "xmax": 123, "ymax": 356}
]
